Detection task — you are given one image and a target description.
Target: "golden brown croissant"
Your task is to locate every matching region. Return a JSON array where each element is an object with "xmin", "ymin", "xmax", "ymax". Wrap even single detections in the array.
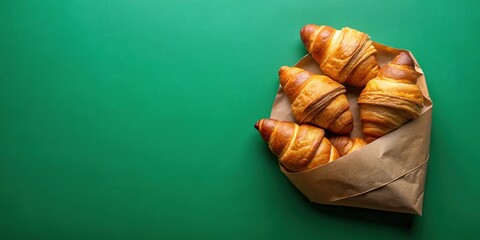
[
  {"xmin": 300, "ymin": 24, "xmax": 380, "ymax": 87},
  {"xmin": 357, "ymin": 52, "xmax": 424, "ymax": 143},
  {"xmin": 255, "ymin": 118, "xmax": 339, "ymax": 172},
  {"xmin": 329, "ymin": 136, "xmax": 367, "ymax": 156},
  {"xmin": 278, "ymin": 66, "xmax": 353, "ymax": 134}
]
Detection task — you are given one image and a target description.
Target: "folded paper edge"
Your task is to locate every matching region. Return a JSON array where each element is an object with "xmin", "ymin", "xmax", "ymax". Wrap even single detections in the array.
[
  {"xmin": 322, "ymin": 162, "xmax": 428, "ymax": 215},
  {"xmin": 328, "ymin": 156, "xmax": 429, "ymax": 203}
]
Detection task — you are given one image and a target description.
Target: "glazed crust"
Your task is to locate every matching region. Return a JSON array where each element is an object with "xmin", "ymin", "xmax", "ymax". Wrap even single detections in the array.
[
  {"xmin": 278, "ymin": 66, "xmax": 353, "ymax": 134},
  {"xmin": 300, "ymin": 24, "xmax": 380, "ymax": 87},
  {"xmin": 255, "ymin": 119, "xmax": 339, "ymax": 172},
  {"xmin": 357, "ymin": 52, "xmax": 423, "ymax": 143}
]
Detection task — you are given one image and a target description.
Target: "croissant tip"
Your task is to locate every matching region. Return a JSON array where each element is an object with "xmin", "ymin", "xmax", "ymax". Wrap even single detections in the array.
[
  {"xmin": 301, "ymin": 24, "xmax": 318, "ymax": 30},
  {"xmin": 278, "ymin": 66, "xmax": 289, "ymax": 76},
  {"xmin": 300, "ymin": 24, "xmax": 317, "ymax": 46},
  {"xmin": 393, "ymin": 51, "xmax": 415, "ymax": 67},
  {"xmin": 336, "ymin": 122, "xmax": 354, "ymax": 135},
  {"xmin": 254, "ymin": 120, "xmax": 260, "ymax": 130}
]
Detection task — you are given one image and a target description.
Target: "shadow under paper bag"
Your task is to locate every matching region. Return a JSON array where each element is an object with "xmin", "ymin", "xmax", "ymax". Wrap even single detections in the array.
[{"xmin": 270, "ymin": 43, "xmax": 433, "ymax": 215}]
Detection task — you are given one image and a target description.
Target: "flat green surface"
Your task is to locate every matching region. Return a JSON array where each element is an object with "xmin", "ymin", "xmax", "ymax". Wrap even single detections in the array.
[{"xmin": 1, "ymin": 0, "xmax": 479, "ymax": 239}]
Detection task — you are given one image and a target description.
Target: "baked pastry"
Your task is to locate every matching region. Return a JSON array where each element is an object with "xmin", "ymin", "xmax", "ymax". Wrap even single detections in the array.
[
  {"xmin": 329, "ymin": 136, "xmax": 367, "ymax": 156},
  {"xmin": 278, "ymin": 66, "xmax": 353, "ymax": 134},
  {"xmin": 300, "ymin": 24, "xmax": 380, "ymax": 87},
  {"xmin": 255, "ymin": 118, "xmax": 339, "ymax": 172},
  {"xmin": 357, "ymin": 51, "xmax": 423, "ymax": 143}
]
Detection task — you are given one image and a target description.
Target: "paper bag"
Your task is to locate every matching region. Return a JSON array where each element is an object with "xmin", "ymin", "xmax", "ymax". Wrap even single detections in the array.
[{"xmin": 269, "ymin": 43, "xmax": 433, "ymax": 215}]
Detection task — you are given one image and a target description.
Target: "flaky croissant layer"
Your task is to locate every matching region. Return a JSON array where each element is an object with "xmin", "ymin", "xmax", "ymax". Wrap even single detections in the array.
[
  {"xmin": 278, "ymin": 66, "xmax": 353, "ymax": 134},
  {"xmin": 300, "ymin": 24, "xmax": 380, "ymax": 87},
  {"xmin": 358, "ymin": 51, "xmax": 424, "ymax": 143},
  {"xmin": 255, "ymin": 118, "xmax": 339, "ymax": 172}
]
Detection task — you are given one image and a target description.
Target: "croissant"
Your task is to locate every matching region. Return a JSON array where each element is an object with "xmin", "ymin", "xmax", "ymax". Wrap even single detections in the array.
[
  {"xmin": 300, "ymin": 24, "xmax": 380, "ymax": 87},
  {"xmin": 278, "ymin": 66, "xmax": 353, "ymax": 134},
  {"xmin": 329, "ymin": 136, "xmax": 367, "ymax": 156},
  {"xmin": 357, "ymin": 52, "xmax": 424, "ymax": 143},
  {"xmin": 255, "ymin": 118, "xmax": 339, "ymax": 172}
]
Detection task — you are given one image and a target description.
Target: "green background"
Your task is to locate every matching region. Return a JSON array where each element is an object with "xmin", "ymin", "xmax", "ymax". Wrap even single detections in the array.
[{"xmin": 1, "ymin": 0, "xmax": 479, "ymax": 239}]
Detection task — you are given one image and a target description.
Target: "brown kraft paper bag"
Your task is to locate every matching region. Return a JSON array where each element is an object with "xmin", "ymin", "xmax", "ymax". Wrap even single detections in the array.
[{"xmin": 269, "ymin": 42, "xmax": 433, "ymax": 215}]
